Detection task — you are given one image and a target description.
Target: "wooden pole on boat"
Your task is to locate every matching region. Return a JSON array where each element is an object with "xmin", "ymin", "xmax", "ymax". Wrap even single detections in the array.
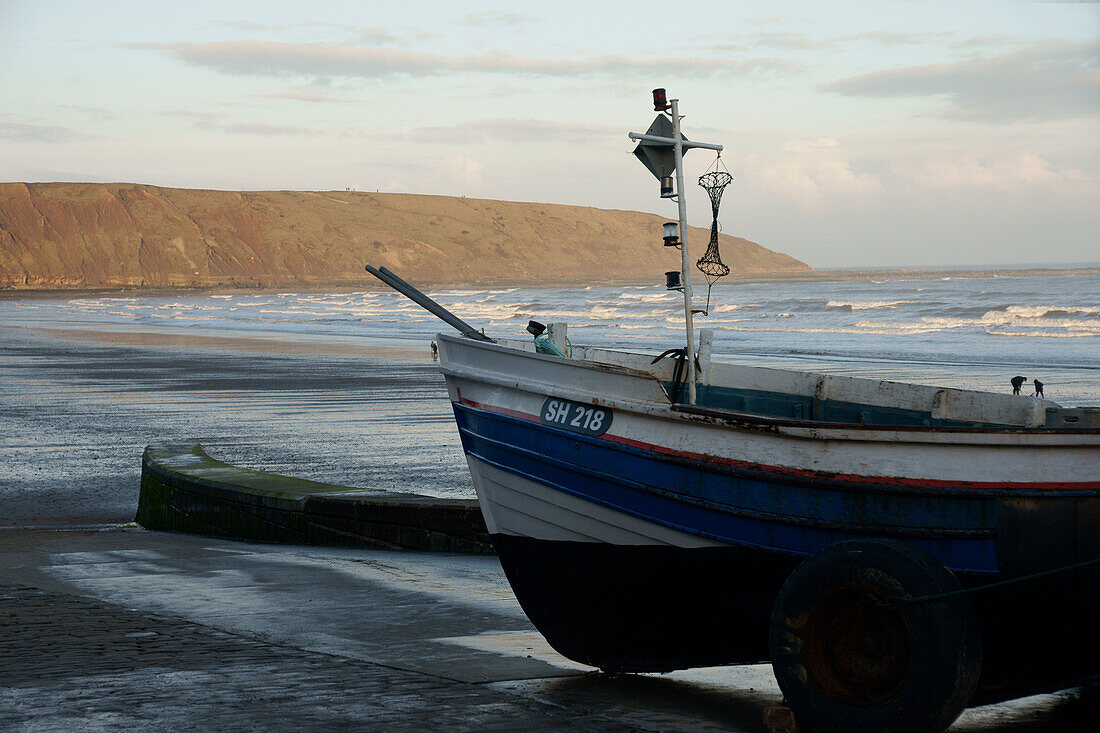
[
  {"xmin": 670, "ymin": 99, "xmax": 697, "ymax": 405},
  {"xmin": 365, "ymin": 264, "xmax": 492, "ymax": 341}
]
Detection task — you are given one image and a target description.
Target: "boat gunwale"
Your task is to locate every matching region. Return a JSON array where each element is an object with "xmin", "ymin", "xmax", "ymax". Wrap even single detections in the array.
[
  {"xmin": 438, "ymin": 334, "xmax": 1100, "ymax": 439},
  {"xmin": 670, "ymin": 402, "xmax": 1100, "ymax": 436}
]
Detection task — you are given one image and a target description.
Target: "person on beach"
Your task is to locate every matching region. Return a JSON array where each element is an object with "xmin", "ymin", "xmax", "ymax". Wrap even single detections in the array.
[
  {"xmin": 431, "ymin": 341, "xmax": 438, "ymax": 360},
  {"xmin": 1034, "ymin": 379, "xmax": 1044, "ymax": 397},
  {"xmin": 1011, "ymin": 376, "xmax": 1026, "ymax": 395}
]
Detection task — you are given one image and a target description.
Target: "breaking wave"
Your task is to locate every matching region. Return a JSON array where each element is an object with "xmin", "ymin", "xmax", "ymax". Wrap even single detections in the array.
[
  {"xmin": 987, "ymin": 330, "xmax": 1098, "ymax": 338},
  {"xmin": 6, "ymin": 274, "xmax": 1098, "ymax": 402},
  {"xmin": 826, "ymin": 300, "xmax": 914, "ymax": 310},
  {"xmin": 617, "ymin": 292, "xmax": 676, "ymax": 302},
  {"xmin": 984, "ymin": 305, "xmax": 1100, "ymax": 319}
]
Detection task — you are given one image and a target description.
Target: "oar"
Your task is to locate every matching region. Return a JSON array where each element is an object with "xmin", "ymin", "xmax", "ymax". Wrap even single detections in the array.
[{"xmin": 365, "ymin": 265, "xmax": 493, "ymax": 341}]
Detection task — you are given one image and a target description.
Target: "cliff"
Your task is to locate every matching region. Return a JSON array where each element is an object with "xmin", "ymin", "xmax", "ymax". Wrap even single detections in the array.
[{"xmin": 0, "ymin": 182, "xmax": 810, "ymax": 291}]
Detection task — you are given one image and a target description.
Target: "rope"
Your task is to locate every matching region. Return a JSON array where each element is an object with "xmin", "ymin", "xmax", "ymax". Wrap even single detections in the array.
[
  {"xmin": 892, "ymin": 554, "xmax": 1100, "ymax": 607},
  {"xmin": 652, "ymin": 348, "xmax": 687, "ymax": 403},
  {"xmin": 651, "ymin": 348, "xmax": 702, "ymax": 403}
]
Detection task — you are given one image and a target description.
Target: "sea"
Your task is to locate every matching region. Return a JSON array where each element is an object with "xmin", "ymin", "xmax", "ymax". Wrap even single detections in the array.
[{"xmin": 3, "ymin": 273, "xmax": 1098, "ymax": 404}]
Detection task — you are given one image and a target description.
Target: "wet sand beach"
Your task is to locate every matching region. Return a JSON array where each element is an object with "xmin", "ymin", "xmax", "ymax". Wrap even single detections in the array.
[
  {"xmin": 3, "ymin": 526, "xmax": 1096, "ymax": 732},
  {"xmin": 2, "ymin": 321, "xmax": 1098, "ymax": 730},
  {"xmin": 0, "ymin": 324, "xmax": 471, "ymax": 527}
]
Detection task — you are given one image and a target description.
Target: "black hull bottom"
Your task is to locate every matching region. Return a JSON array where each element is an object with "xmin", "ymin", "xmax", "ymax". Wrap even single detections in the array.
[
  {"xmin": 968, "ymin": 563, "xmax": 1100, "ymax": 703},
  {"xmin": 492, "ymin": 534, "xmax": 1100, "ymax": 702},
  {"xmin": 492, "ymin": 534, "xmax": 798, "ymax": 672}
]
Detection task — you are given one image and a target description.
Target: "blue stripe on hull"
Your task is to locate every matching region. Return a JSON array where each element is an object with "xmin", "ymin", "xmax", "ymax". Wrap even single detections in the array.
[{"xmin": 454, "ymin": 402, "xmax": 1000, "ymax": 573}]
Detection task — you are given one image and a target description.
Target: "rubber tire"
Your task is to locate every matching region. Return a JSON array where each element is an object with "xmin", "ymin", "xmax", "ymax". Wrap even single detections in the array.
[{"xmin": 769, "ymin": 540, "xmax": 982, "ymax": 733}]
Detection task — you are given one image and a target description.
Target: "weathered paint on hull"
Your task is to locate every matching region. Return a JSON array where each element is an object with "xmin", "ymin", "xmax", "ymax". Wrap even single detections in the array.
[{"xmin": 456, "ymin": 400, "xmax": 1006, "ymax": 572}]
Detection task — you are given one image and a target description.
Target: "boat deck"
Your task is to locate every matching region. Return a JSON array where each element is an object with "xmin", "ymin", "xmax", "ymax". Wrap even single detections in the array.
[{"xmin": 506, "ymin": 338, "xmax": 1097, "ymax": 430}]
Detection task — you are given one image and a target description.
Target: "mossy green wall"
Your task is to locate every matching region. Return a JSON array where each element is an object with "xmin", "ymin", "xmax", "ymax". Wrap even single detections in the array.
[{"xmin": 137, "ymin": 443, "xmax": 493, "ymax": 554}]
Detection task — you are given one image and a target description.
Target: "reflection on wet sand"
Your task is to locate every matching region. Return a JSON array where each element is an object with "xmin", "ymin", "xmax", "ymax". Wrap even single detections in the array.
[
  {"xmin": 0, "ymin": 325, "xmax": 470, "ymax": 529},
  {"xmin": 24, "ymin": 325, "xmax": 429, "ymax": 360}
]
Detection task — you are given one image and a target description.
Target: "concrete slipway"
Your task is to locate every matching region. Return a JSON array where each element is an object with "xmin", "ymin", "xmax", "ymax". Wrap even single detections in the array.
[{"xmin": 84, "ymin": 442, "xmax": 1097, "ymax": 731}]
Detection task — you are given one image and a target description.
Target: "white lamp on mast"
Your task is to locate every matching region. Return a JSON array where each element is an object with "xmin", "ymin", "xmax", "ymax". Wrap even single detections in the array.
[{"xmin": 663, "ymin": 222, "xmax": 681, "ymax": 248}]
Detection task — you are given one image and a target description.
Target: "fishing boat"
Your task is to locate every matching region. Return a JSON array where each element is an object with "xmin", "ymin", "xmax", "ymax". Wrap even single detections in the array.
[{"xmin": 368, "ymin": 90, "xmax": 1100, "ymax": 733}]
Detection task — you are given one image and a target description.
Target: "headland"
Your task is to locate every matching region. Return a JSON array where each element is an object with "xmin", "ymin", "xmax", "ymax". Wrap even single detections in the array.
[{"xmin": 0, "ymin": 182, "xmax": 807, "ymax": 292}]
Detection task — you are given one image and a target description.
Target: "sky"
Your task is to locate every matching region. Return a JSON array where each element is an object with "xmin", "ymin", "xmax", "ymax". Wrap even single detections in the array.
[{"xmin": 1, "ymin": 1, "xmax": 1097, "ymax": 268}]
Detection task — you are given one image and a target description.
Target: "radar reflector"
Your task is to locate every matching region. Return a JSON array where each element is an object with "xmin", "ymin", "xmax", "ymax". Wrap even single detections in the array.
[{"xmin": 632, "ymin": 114, "xmax": 692, "ymax": 184}]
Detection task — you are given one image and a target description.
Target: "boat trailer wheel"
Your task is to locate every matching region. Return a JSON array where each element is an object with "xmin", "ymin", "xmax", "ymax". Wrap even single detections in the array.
[
  {"xmin": 803, "ymin": 584, "xmax": 914, "ymax": 706},
  {"xmin": 769, "ymin": 540, "xmax": 982, "ymax": 733}
]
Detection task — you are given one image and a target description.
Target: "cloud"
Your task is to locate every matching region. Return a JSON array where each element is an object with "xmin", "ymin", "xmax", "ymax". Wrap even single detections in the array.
[
  {"xmin": 836, "ymin": 31, "xmax": 945, "ymax": 46},
  {"xmin": 160, "ymin": 108, "xmax": 323, "ymax": 133},
  {"xmin": 219, "ymin": 20, "xmax": 357, "ymax": 33},
  {"xmin": 7, "ymin": 168, "xmax": 117, "ymax": 183},
  {"xmin": 129, "ymin": 40, "xmax": 802, "ymax": 80},
  {"xmin": 457, "ymin": 11, "xmax": 535, "ymax": 28},
  {"xmin": 783, "ymin": 138, "xmax": 840, "ymax": 154},
  {"xmin": 746, "ymin": 138, "xmax": 882, "ymax": 211},
  {"xmin": 160, "ymin": 109, "xmax": 221, "ymax": 121},
  {"xmin": 385, "ymin": 155, "xmax": 495, "ymax": 198},
  {"xmin": 210, "ymin": 21, "xmax": 427, "ymax": 46},
  {"xmin": 824, "ymin": 40, "xmax": 1100, "ymax": 122},
  {"xmin": 219, "ymin": 20, "xmax": 276, "ymax": 32},
  {"xmin": 900, "ymin": 151, "xmax": 1097, "ymax": 196},
  {"xmin": 712, "ymin": 30, "xmax": 946, "ymax": 52},
  {"xmin": 402, "ymin": 119, "xmax": 619, "ymax": 144},
  {"xmin": 62, "ymin": 105, "xmax": 119, "ymax": 121},
  {"xmin": 0, "ymin": 119, "xmax": 78, "ymax": 143},
  {"xmin": 949, "ymin": 34, "xmax": 1025, "ymax": 52},
  {"xmin": 350, "ymin": 26, "xmax": 405, "ymax": 45},
  {"xmin": 745, "ymin": 16, "xmax": 783, "ymax": 27},
  {"xmin": 193, "ymin": 120, "xmax": 309, "ymax": 136},
  {"xmin": 252, "ymin": 92, "xmax": 350, "ymax": 103},
  {"xmin": 748, "ymin": 32, "xmax": 831, "ymax": 51},
  {"xmin": 383, "ymin": 179, "xmax": 411, "ymax": 193},
  {"xmin": 437, "ymin": 154, "xmax": 489, "ymax": 192}
]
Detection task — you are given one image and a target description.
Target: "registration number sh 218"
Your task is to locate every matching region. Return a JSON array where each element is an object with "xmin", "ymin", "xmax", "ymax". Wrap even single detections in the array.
[{"xmin": 540, "ymin": 397, "xmax": 613, "ymax": 436}]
